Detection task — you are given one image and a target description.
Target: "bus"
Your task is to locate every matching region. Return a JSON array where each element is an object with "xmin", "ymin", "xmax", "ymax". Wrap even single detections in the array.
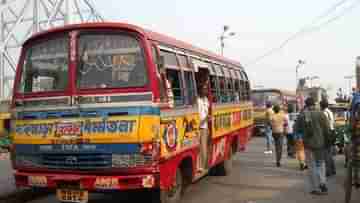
[
  {"xmin": 10, "ymin": 22, "xmax": 253, "ymax": 203},
  {"xmin": 251, "ymin": 88, "xmax": 296, "ymax": 136}
]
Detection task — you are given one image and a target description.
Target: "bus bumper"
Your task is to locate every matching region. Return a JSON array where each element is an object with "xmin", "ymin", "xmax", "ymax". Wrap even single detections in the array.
[{"xmin": 14, "ymin": 171, "xmax": 160, "ymax": 191}]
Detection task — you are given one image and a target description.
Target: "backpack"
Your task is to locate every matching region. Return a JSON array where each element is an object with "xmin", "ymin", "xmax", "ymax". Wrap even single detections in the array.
[
  {"xmin": 302, "ymin": 111, "xmax": 325, "ymax": 149},
  {"xmin": 303, "ymin": 111, "xmax": 315, "ymax": 138}
]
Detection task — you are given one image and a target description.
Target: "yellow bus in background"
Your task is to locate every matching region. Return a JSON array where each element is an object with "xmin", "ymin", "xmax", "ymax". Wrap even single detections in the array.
[{"xmin": 251, "ymin": 88, "xmax": 297, "ymax": 136}]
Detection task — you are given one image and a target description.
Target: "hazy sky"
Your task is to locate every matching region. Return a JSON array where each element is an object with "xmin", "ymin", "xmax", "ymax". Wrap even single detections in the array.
[{"xmin": 95, "ymin": 0, "xmax": 360, "ymax": 96}]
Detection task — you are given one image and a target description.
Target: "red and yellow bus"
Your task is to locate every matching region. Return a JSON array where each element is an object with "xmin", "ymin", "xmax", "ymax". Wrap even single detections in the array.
[{"xmin": 10, "ymin": 22, "xmax": 253, "ymax": 203}]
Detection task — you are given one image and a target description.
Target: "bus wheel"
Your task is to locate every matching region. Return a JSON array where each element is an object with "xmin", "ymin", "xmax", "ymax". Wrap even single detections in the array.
[{"xmin": 160, "ymin": 168, "xmax": 183, "ymax": 203}]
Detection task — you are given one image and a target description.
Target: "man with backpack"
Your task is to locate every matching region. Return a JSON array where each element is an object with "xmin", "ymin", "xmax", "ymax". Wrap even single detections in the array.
[
  {"xmin": 320, "ymin": 100, "xmax": 336, "ymax": 177},
  {"xmin": 296, "ymin": 97, "xmax": 331, "ymax": 195}
]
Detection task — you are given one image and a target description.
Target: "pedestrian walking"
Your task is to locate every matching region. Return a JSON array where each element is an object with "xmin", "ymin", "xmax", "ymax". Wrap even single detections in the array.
[
  {"xmin": 320, "ymin": 100, "xmax": 336, "ymax": 177},
  {"xmin": 285, "ymin": 105, "xmax": 296, "ymax": 158},
  {"xmin": 294, "ymin": 111, "xmax": 308, "ymax": 170},
  {"xmin": 296, "ymin": 97, "xmax": 331, "ymax": 195},
  {"xmin": 264, "ymin": 102, "xmax": 274, "ymax": 154},
  {"xmin": 294, "ymin": 131, "xmax": 308, "ymax": 170},
  {"xmin": 270, "ymin": 104, "xmax": 287, "ymax": 167}
]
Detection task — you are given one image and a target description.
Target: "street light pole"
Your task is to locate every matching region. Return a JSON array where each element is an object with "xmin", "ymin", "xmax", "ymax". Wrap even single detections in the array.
[
  {"xmin": 220, "ymin": 25, "xmax": 235, "ymax": 56},
  {"xmin": 220, "ymin": 35, "xmax": 225, "ymax": 56}
]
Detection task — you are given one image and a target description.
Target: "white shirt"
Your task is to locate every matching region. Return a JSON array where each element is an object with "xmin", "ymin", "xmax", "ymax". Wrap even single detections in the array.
[
  {"xmin": 323, "ymin": 108, "xmax": 335, "ymax": 130},
  {"xmin": 197, "ymin": 96, "xmax": 209, "ymax": 129},
  {"xmin": 285, "ymin": 113, "xmax": 297, "ymax": 134}
]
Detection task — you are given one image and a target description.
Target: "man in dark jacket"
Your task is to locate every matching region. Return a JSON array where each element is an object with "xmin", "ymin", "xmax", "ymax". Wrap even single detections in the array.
[{"xmin": 296, "ymin": 97, "xmax": 331, "ymax": 195}]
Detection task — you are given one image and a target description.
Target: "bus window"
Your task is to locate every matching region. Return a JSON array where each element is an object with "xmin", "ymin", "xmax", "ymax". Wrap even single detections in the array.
[
  {"xmin": 161, "ymin": 50, "xmax": 178, "ymax": 66},
  {"xmin": 184, "ymin": 71, "xmax": 196, "ymax": 105},
  {"xmin": 77, "ymin": 34, "xmax": 147, "ymax": 89},
  {"xmin": 226, "ymin": 78, "xmax": 233, "ymax": 102},
  {"xmin": 178, "ymin": 54, "xmax": 196, "ymax": 105},
  {"xmin": 234, "ymin": 79, "xmax": 240, "ymax": 102},
  {"xmin": 18, "ymin": 36, "xmax": 69, "ymax": 93},
  {"xmin": 242, "ymin": 71, "xmax": 250, "ymax": 100},
  {"xmin": 178, "ymin": 55, "xmax": 189, "ymax": 68},
  {"xmin": 221, "ymin": 66, "xmax": 231, "ymax": 103},
  {"xmin": 239, "ymin": 80, "xmax": 245, "ymax": 101},
  {"xmin": 210, "ymin": 75, "xmax": 219, "ymax": 102},
  {"xmin": 166, "ymin": 69, "xmax": 184, "ymax": 106},
  {"xmin": 246, "ymin": 81, "xmax": 251, "ymax": 100},
  {"xmin": 152, "ymin": 45, "xmax": 167, "ymax": 103},
  {"xmin": 219, "ymin": 77, "xmax": 227, "ymax": 103}
]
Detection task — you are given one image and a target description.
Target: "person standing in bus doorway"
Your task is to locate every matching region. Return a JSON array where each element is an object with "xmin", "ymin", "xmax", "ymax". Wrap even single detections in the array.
[
  {"xmin": 297, "ymin": 97, "xmax": 331, "ymax": 195},
  {"xmin": 264, "ymin": 102, "xmax": 274, "ymax": 154},
  {"xmin": 320, "ymin": 100, "xmax": 336, "ymax": 177},
  {"xmin": 270, "ymin": 104, "xmax": 287, "ymax": 167},
  {"xmin": 197, "ymin": 79, "xmax": 210, "ymax": 172}
]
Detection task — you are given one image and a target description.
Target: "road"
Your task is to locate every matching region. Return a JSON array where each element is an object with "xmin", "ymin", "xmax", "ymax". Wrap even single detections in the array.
[{"xmin": 1, "ymin": 137, "xmax": 359, "ymax": 203}]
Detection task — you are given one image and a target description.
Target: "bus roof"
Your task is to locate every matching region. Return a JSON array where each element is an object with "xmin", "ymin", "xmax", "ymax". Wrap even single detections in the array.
[{"xmin": 24, "ymin": 22, "xmax": 243, "ymax": 69}]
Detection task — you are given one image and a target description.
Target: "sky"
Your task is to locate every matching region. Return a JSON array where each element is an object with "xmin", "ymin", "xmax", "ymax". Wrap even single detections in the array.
[{"xmin": 95, "ymin": 0, "xmax": 360, "ymax": 98}]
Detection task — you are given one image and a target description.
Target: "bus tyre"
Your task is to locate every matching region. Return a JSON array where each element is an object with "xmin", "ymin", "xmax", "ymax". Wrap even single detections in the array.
[
  {"xmin": 214, "ymin": 148, "xmax": 233, "ymax": 176},
  {"xmin": 160, "ymin": 168, "xmax": 183, "ymax": 203}
]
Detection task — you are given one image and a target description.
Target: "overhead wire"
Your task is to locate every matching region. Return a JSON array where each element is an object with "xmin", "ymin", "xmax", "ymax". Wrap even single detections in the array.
[
  {"xmin": 305, "ymin": 0, "xmax": 360, "ymax": 33},
  {"xmin": 245, "ymin": 0, "xmax": 358, "ymax": 66}
]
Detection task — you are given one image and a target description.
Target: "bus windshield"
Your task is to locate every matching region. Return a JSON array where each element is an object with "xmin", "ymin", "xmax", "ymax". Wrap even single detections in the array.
[
  {"xmin": 18, "ymin": 36, "xmax": 69, "ymax": 93},
  {"xmin": 77, "ymin": 34, "xmax": 148, "ymax": 89},
  {"xmin": 251, "ymin": 91, "xmax": 281, "ymax": 107}
]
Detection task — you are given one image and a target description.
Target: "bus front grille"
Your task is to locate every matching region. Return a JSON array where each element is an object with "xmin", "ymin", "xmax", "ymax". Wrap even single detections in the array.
[
  {"xmin": 16, "ymin": 153, "xmax": 154, "ymax": 170},
  {"xmin": 41, "ymin": 153, "xmax": 112, "ymax": 170}
]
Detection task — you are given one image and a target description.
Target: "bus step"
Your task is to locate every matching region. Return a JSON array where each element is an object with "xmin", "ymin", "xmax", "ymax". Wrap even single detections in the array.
[{"xmin": 194, "ymin": 169, "xmax": 209, "ymax": 181}]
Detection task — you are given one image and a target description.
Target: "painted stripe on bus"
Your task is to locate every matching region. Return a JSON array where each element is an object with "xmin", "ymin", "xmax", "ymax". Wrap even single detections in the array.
[{"xmin": 17, "ymin": 106, "xmax": 160, "ymax": 119}]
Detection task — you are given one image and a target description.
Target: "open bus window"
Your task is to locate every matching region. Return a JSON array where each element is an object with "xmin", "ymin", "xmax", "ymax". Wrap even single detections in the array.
[
  {"xmin": 77, "ymin": 34, "xmax": 147, "ymax": 89},
  {"xmin": 18, "ymin": 36, "xmax": 68, "ymax": 93},
  {"xmin": 166, "ymin": 69, "xmax": 184, "ymax": 106},
  {"xmin": 184, "ymin": 71, "xmax": 196, "ymax": 105},
  {"xmin": 151, "ymin": 45, "xmax": 167, "ymax": 103},
  {"xmin": 226, "ymin": 78, "xmax": 234, "ymax": 102},
  {"xmin": 210, "ymin": 76, "xmax": 219, "ymax": 103},
  {"xmin": 219, "ymin": 77, "xmax": 227, "ymax": 103},
  {"xmin": 245, "ymin": 81, "xmax": 251, "ymax": 100},
  {"xmin": 234, "ymin": 79, "xmax": 240, "ymax": 102}
]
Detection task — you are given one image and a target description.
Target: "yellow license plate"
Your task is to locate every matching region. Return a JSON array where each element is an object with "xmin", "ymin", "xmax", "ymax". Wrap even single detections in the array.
[{"xmin": 56, "ymin": 189, "xmax": 88, "ymax": 203}]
